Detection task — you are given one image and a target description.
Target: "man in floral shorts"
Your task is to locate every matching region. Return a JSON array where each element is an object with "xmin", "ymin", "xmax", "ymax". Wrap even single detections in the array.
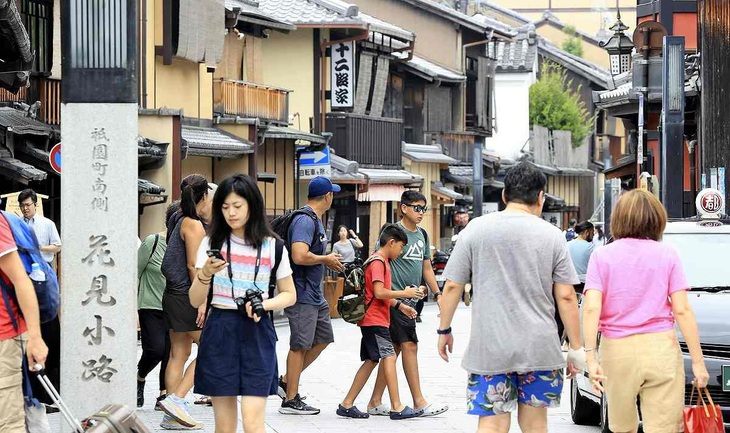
[{"xmin": 436, "ymin": 163, "xmax": 587, "ymax": 432}]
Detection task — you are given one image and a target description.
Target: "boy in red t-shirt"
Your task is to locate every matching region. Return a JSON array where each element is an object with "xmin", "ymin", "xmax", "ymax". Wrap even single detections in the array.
[
  {"xmin": 0, "ymin": 214, "xmax": 48, "ymax": 432},
  {"xmin": 337, "ymin": 224, "xmax": 424, "ymax": 420}
]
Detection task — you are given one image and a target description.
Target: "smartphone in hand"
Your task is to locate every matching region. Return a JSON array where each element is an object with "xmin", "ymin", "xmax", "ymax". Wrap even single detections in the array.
[{"xmin": 206, "ymin": 249, "xmax": 225, "ymax": 262}]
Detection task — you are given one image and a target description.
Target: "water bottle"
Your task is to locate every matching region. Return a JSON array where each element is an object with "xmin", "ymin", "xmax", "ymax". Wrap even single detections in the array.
[{"xmin": 29, "ymin": 263, "xmax": 46, "ymax": 282}]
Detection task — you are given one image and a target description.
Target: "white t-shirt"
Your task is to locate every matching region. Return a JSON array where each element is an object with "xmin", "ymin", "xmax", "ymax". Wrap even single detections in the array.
[{"xmin": 196, "ymin": 235, "xmax": 292, "ymax": 309}]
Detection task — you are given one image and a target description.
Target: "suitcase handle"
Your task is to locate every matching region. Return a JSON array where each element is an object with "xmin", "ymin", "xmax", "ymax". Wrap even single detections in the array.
[{"xmin": 33, "ymin": 363, "xmax": 85, "ymax": 433}]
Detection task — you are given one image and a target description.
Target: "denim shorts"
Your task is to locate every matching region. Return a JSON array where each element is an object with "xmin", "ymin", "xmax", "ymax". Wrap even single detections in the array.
[
  {"xmin": 466, "ymin": 370, "xmax": 563, "ymax": 416},
  {"xmin": 194, "ymin": 308, "xmax": 278, "ymax": 397}
]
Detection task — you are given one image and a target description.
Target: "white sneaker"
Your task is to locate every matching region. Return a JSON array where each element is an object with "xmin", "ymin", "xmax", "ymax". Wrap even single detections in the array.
[
  {"xmin": 158, "ymin": 396, "xmax": 199, "ymax": 428},
  {"xmin": 160, "ymin": 414, "xmax": 203, "ymax": 430}
]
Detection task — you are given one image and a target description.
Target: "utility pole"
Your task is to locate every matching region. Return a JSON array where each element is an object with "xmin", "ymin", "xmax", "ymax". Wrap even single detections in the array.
[{"xmin": 60, "ymin": 1, "xmax": 138, "ymax": 428}]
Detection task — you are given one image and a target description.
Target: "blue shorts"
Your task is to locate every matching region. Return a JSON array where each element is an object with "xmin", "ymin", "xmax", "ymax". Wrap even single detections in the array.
[
  {"xmin": 194, "ymin": 308, "xmax": 278, "ymax": 397},
  {"xmin": 466, "ymin": 370, "xmax": 563, "ymax": 416}
]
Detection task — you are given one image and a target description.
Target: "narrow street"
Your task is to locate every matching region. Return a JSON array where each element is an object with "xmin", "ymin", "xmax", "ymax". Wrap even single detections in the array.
[{"xmin": 51, "ymin": 304, "xmax": 599, "ymax": 433}]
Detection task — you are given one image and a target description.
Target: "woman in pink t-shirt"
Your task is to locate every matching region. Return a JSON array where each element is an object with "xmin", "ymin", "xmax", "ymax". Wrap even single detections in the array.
[{"xmin": 582, "ymin": 190, "xmax": 708, "ymax": 433}]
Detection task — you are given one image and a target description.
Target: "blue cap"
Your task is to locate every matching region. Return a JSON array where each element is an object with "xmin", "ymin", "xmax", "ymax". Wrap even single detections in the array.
[{"xmin": 308, "ymin": 176, "xmax": 341, "ymax": 197}]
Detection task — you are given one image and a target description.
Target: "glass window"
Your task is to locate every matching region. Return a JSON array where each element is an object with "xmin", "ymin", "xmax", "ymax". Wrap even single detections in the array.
[{"xmin": 663, "ymin": 232, "xmax": 730, "ymax": 288}]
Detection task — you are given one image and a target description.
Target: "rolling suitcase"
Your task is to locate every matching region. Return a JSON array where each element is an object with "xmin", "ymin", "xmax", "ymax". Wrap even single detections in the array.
[{"xmin": 33, "ymin": 364, "xmax": 151, "ymax": 433}]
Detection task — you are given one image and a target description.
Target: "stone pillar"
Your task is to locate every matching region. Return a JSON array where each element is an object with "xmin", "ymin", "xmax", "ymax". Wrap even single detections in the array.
[
  {"xmin": 60, "ymin": 105, "xmax": 138, "ymax": 421},
  {"xmin": 59, "ymin": 1, "xmax": 138, "ymax": 429}
]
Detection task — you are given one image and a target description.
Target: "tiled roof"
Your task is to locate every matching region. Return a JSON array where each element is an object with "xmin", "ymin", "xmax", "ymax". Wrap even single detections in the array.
[
  {"xmin": 331, "ymin": 153, "xmax": 366, "ymax": 183},
  {"xmin": 225, "ymin": 0, "xmax": 297, "ymax": 31},
  {"xmin": 0, "ymin": 107, "xmax": 54, "ymax": 136},
  {"xmin": 534, "ymin": 11, "xmax": 605, "ymax": 47},
  {"xmin": 488, "ymin": 24, "xmax": 538, "ymax": 72},
  {"xmin": 401, "ymin": 0, "xmax": 515, "ymax": 36},
  {"xmin": 598, "ymin": 82, "xmax": 632, "ymax": 102},
  {"xmin": 0, "ymin": 148, "xmax": 46, "ymax": 183},
  {"xmin": 359, "ymin": 167, "xmax": 423, "ymax": 185},
  {"xmin": 181, "ymin": 125, "xmax": 253, "ymax": 158},
  {"xmin": 265, "ymin": 126, "xmax": 328, "ymax": 144},
  {"xmin": 402, "ymin": 142, "xmax": 458, "ymax": 164},
  {"xmin": 401, "ymin": 55, "xmax": 466, "ymax": 82},
  {"xmin": 472, "ymin": 3, "xmax": 530, "ymax": 25},
  {"xmin": 432, "ymin": 182, "xmax": 463, "ymax": 200},
  {"xmin": 330, "ymin": 153, "xmax": 422, "ymax": 185},
  {"xmin": 257, "ymin": 0, "xmax": 414, "ymax": 41},
  {"xmin": 138, "ymin": 179, "xmax": 167, "ymax": 195},
  {"xmin": 538, "ymin": 38, "xmax": 611, "ymax": 88}
]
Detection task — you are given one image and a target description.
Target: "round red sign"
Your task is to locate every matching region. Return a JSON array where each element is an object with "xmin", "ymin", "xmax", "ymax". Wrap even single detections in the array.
[
  {"xmin": 49, "ymin": 142, "xmax": 61, "ymax": 174},
  {"xmin": 696, "ymin": 188, "xmax": 724, "ymax": 215}
]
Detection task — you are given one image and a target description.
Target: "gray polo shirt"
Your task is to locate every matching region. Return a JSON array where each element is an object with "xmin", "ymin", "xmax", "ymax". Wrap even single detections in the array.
[{"xmin": 443, "ymin": 211, "xmax": 579, "ymax": 375}]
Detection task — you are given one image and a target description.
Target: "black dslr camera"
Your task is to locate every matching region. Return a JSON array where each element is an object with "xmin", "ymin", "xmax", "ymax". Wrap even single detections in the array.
[{"xmin": 234, "ymin": 289, "xmax": 265, "ymax": 319}]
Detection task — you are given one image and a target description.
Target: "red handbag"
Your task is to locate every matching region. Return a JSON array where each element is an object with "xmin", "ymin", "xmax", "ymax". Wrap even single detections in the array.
[{"xmin": 684, "ymin": 386, "xmax": 724, "ymax": 433}]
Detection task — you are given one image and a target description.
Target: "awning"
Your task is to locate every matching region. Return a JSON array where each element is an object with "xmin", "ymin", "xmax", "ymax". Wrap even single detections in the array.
[
  {"xmin": 330, "ymin": 153, "xmax": 422, "ymax": 186},
  {"xmin": 0, "ymin": 148, "xmax": 46, "ymax": 184},
  {"xmin": 0, "ymin": 107, "xmax": 55, "ymax": 136},
  {"xmin": 138, "ymin": 137, "xmax": 169, "ymax": 170},
  {"xmin": 443, "ymin": 165, "xmax": 504, "ymax": 189},
  {"xmin": 139, "ymin": 178, "xmax": 168, "ymax": 207},
  {"xmin": 431, "ymin": 182, "xmax": 462, "ymax": 204},
  {"xmin": 544, "ymin": 193, "xmax": 566, "ymax": 207},
  {"xmin": 225, "ymin": 0, "xmax": 296, "ymax": 32},
  {"xmin": 182, "ymin": 125, "xmax": 253, "ymax": 158},
  {"xmin": 357, "ymin": 184, "xmax": 406, "ymax": 202},
  {"xmin": 264, "ymin": 126, "xmax": 328, "ymax": 145},
  {"xmin": 401, "ymin": 55, "xmax": 465, "ymax": 83},
  {"xmin": 532, "ymin": 162, "xmax": 596, "ymax": 177},
  {"xmin": 402, "ymin": 142, "xmax": 458, "ymax": 165},
  {"xmin": 359, "ymin": 168, "xmax": 423, "ymax": 186},
  {"xmin": 604, "ymin": 154, "xmax": 636, "ymax": 179}
]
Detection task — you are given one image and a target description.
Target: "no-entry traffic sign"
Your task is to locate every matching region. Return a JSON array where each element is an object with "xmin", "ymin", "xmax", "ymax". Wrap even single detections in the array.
[{"xmin": 49, "ymin": 142, "xmax": 61, "ymax": 174}]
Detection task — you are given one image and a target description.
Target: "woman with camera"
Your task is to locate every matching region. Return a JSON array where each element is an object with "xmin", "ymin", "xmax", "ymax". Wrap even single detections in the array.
[{"xmin": 189, "ymin": 174, "xmax": 296, "ymax": 433}]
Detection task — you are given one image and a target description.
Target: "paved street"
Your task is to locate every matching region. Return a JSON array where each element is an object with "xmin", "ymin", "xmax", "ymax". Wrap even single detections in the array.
[{"xmin": 49, "ymin": 303, "xmax": 599, "ymax": 433}]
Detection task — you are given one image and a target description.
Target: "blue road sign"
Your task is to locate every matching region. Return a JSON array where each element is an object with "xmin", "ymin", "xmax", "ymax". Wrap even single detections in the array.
[
  {"xmin": 298, "ymin": 146, "xmax": 332, "ymax": 179},
  {"xmin": 299, "ymin": 146, "xmax": 330, "ymax": 166}
]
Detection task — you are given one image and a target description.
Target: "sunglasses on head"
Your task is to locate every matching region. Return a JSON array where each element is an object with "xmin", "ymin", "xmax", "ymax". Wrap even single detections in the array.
[{"xmin": 404, "ymin": 204, "xmax": 429, "ymax": 214}]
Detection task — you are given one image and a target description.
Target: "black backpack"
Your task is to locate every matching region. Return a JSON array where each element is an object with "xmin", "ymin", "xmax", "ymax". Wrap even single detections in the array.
[
  {"xmin": 337, "ymin": 254, "xmax": 386, "ymax": 324},
  {"xmin": 270, "ymin": 208, "xmax": 320, "ymax": 261}
]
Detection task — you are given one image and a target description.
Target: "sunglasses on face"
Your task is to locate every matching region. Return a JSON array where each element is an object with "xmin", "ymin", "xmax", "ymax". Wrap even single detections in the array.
[{"xmin": 404, "ymin": 204, "xmax": 429, "ymax": 214}]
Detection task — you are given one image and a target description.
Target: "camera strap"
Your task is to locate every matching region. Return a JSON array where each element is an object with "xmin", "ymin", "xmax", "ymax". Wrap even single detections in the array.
[{"xmin": 227, "ymin": 236, "xmax": 262, "ymax": 301}]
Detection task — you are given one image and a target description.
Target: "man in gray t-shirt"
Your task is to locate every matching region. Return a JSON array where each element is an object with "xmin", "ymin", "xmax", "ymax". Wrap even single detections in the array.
[{"xmin": 437, "ymin": 162, "xmax": 586, "ymax": 431}]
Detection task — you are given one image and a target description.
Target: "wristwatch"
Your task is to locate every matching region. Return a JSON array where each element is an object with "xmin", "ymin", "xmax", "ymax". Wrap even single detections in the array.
[
  {"xmin": 437, "ymin": 327, "xmax": 452, "ymax": 335},
  {"xmin": 433, "ymin": 292, "xmax": 442, "ymax": 301}
]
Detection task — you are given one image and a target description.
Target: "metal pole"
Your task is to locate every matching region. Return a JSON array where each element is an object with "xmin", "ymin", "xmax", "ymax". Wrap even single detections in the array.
[
  {"xmin": 603, "ymin": 138, "xmax": 613, "ymax": 238},
  {"xmin": 472, "ymin": 137, "xmax": 484, "ymax": 217},
  {"xmin": 637, "ymin": 93, "xmax": 644, "ymax": 186},
  {"xmin": 296, "ymin": 149, "xmax": 302, "ymax": 209}
]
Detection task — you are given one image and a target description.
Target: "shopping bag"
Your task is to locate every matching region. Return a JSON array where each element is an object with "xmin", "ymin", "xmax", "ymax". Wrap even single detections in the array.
[{"xmin": 683, "ymin": 386, "xmax": 724, "ymax": 433}]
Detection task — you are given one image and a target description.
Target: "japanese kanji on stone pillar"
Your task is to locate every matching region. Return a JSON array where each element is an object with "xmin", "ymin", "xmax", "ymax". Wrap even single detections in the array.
[{"xmin": 59, "ymin": 1, "xmax": 138, "ymax": 428}]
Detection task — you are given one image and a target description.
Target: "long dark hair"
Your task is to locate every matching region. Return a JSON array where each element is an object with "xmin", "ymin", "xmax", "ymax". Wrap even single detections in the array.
[
  {"xmin": 180, "ymin": 174, "xmax": 209, "ymax": 219},
  {"xmin": 207, "ymin": 174, "xmax": 274, "ymax": 250}
]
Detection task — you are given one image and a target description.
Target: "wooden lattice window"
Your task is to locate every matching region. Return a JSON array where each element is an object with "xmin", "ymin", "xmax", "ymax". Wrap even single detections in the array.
[{"xmin": 21, "ymin": 0, "xmax": 53, "ymax": 73}]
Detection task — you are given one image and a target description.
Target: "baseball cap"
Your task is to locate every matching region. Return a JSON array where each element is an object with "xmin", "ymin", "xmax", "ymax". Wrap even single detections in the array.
[{"xmin": 308, "ymin": 176, "xmax": 341, "ymax": 197}]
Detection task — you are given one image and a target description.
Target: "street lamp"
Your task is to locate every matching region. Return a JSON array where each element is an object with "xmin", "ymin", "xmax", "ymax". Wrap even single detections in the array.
[{"xmin": 601, "ymin": 11, "xmax": 634, "ymax": 76}]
